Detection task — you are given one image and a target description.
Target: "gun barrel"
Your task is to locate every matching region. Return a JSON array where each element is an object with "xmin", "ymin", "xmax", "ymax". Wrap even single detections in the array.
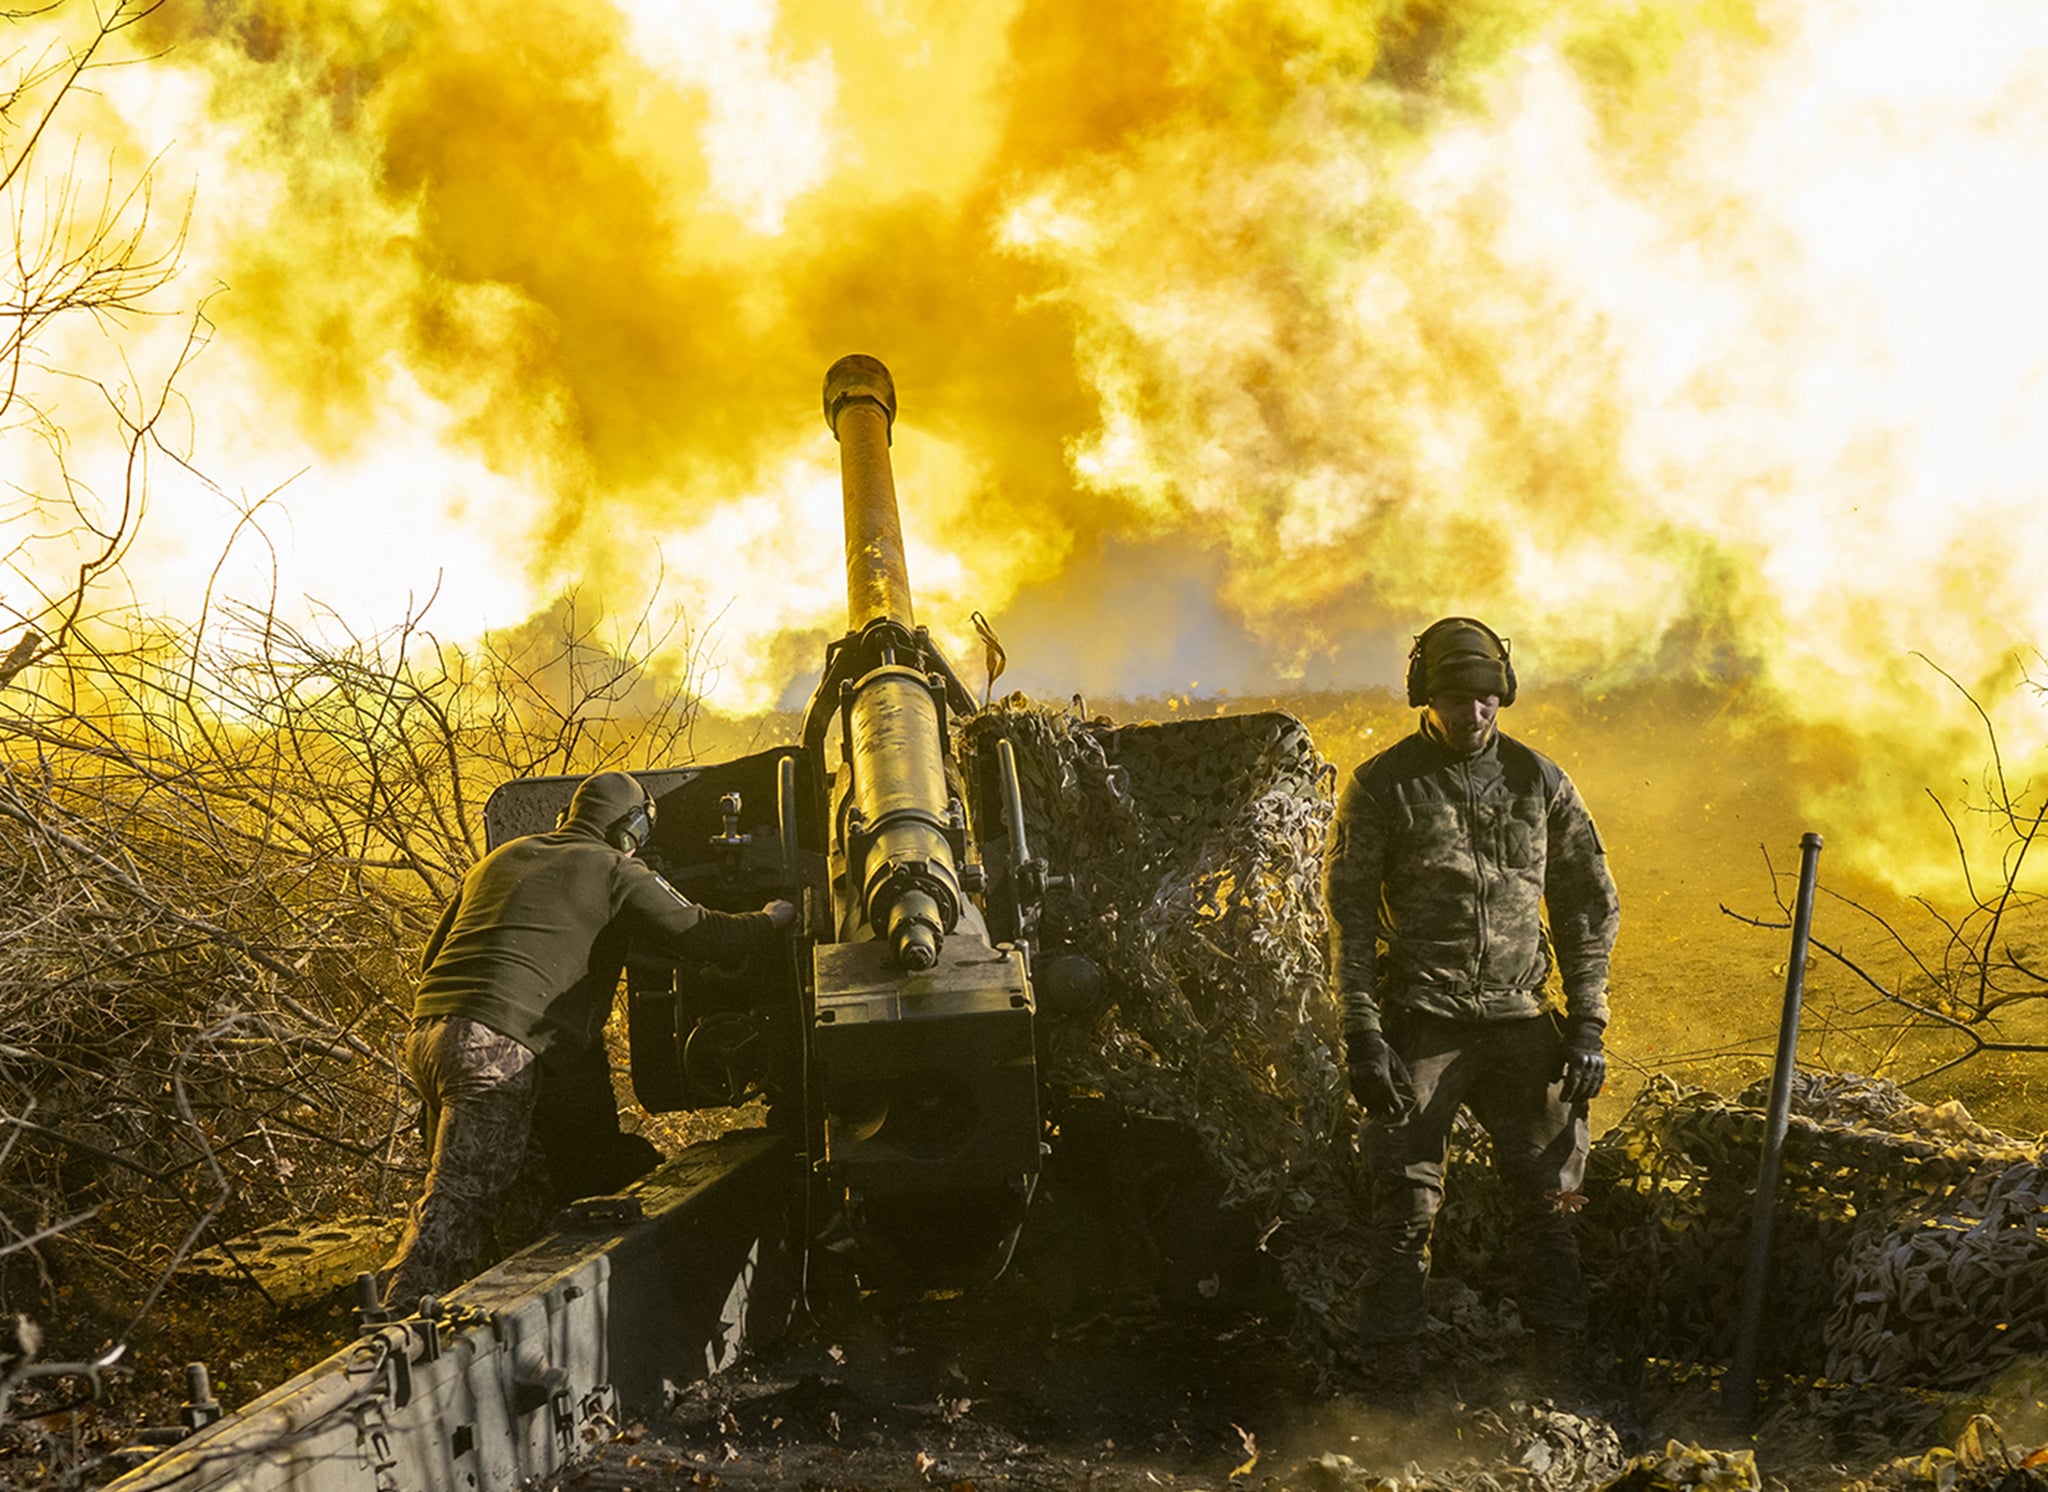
[
  {"xmin": 821, "ymin": 355, "xmax": 957, "ymax": 969},
  {"xmin": 823, "ymin": 354, "xmax": 913, "ymax": 632},
  {"xmin": 804, "ymin": 356, "xmax": 1041, "ymax": 1284}
]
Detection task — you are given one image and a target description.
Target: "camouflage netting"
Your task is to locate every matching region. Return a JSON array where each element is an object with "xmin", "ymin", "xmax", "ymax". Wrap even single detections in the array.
[
  {"xmin": 1441, "ymin": 1070, "xmax": 2048, "ymax": 1391},
  {"xmin": 958, "ymin": 698, "xmax": 1369, "ymax": 1344}
]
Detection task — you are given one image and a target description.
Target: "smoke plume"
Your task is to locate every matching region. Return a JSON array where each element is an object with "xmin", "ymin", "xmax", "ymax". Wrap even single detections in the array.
[{"xmin": 18, "ymin": 0, "xmax": 2048, "ymax": 886}]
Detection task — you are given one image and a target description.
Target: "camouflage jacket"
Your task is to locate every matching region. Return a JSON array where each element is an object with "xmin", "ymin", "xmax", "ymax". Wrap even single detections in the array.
[{"xmin": 1323, "ymin": 723, "xmax": 1619, "ymax": 1036}]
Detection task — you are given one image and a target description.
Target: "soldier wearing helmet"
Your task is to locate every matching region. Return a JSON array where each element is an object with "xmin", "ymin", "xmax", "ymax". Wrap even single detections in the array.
[
  {"xmin": 382, "ymin": 769, "xmax": 796, "ymax": 1310},
  {"xmin": 1324, "ymin": 618, "xmax": 1620, "ymax": 1394}
]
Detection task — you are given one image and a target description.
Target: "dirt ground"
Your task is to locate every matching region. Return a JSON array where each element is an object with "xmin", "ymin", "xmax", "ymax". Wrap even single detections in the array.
[{"xmin": 554, "ymin": 1276, "xmax": 2048, "ymax": 1492}]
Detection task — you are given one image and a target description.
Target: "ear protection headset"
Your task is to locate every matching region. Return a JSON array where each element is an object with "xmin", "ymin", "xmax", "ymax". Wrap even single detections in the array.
[
  {"xmin": 609, "ymin": 794, "xmax": 657, "ymax": 854},
  {"xmin": 1405, "ymin": 616, "xmax": 1517, "ymax": 708}
]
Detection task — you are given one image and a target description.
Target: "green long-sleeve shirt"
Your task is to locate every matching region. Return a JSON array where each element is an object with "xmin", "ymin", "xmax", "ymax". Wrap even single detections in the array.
[{"xmin": 412, "ymin": 824, "xmax": 777, "ymax": 1056}]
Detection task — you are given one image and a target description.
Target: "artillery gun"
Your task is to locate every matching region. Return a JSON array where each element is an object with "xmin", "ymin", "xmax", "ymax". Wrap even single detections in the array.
[{"xmin": 489, "ymin": 354, "xmax": 1050, "ymax": 1287}]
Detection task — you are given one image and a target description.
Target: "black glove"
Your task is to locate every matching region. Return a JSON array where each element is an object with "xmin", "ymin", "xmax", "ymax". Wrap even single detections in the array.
[
  {"xmin": 1345, "ymin": 1029, "xmax": 1413, "ymax": 1119},
  {"xmin": 1558, "ymin": 1016, "xmax": 1606, "ymax": 1105}
]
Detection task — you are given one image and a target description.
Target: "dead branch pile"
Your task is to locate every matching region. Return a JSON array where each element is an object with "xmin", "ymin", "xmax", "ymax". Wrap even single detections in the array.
[
  {"xmin": 959, "ymin": 699, "xmax": 1366, "ymax": 1346},
  {"xmin": 0, "ymin": 597, "xmax": 700, "ymax": 1357}
]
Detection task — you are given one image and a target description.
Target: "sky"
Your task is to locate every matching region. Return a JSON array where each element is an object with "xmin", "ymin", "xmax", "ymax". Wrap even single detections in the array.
[{"xmin": 6, "ymin": 0, "xmax": 2048, "ymax": 887}]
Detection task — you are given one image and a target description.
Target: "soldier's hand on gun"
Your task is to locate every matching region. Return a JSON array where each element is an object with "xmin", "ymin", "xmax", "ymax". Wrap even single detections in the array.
[
  {"xmin": 1345, "ymin": 1029, "xmax": 1414, "ymax": 1120},
  {"xmin": 763, "ymin": 899, "xmax": 798, "ymax": 931},
  {"xmin": 1557, "ymin": 1016, "xmax": 1606, "ymax": 1104}
]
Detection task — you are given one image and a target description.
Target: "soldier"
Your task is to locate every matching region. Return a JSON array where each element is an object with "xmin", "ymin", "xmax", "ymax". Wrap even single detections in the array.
[
  {"xmin": 382, "ymin": 769, "xmax": 796, "ymax": 1310},
  {"xmin": 1324, "ymin": 617, "xmax": 1620, "ymax": 1391}
]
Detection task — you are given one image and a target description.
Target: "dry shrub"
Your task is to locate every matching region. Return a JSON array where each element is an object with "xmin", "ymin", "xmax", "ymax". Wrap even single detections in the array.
[{"xmin": 0, "ymin": 592, "xmax": 702, "ymax": 1370}]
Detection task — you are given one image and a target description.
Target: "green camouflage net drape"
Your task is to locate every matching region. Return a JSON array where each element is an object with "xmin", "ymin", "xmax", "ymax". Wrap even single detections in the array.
[
  {"xmin": 959, "ymin": 699, "xmax": 1372, "ymax": 1347},
  {"xmin": 1441, "ymin": 1070, "xmax": 2048, "ymax": 1391}
]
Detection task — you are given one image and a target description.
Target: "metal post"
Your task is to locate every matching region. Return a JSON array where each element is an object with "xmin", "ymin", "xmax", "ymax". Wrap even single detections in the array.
[{"xmin": 1724, "ymin": 831, "xmax": 1824, "ymax": 1425}]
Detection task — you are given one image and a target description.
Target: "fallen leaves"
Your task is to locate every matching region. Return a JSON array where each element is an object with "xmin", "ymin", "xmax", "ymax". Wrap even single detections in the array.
[{"xmin": 1231, "ymin": 1422, "xmax": 1260, "ymax": 1480}]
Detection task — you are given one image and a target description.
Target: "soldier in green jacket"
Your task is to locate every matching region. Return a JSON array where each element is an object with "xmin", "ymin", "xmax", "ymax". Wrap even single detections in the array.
[
  {"xmin": 382, "ymin": 769, "xmax": 795, "ymax": 1310},
  {"xmin": 1324, "ymin": 618, "xmax": 1621, "ymax": 1390}
]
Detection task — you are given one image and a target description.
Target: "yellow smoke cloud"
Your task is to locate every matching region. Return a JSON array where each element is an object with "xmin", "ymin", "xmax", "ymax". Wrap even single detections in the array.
[
  {"xmin": 108, "ymin": 0, "xmax": 1091, "ymax": 688},
  {"xmin": 12, "ymin": 0, "xmax": 2046, "ymax": 890},
  {"xmin": 999, "ymin": 0, "xmax": 2048, "ymax": 884}
]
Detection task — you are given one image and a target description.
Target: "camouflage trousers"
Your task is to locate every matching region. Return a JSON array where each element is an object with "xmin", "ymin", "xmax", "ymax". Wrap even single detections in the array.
[
  {"xmin": 381, "ymin": 1016, "xmax": 538, "ymax": 1311},
  {"xmin": 1361, "ymin": 1009, "xmax": 1590, "ymax": 1342}
]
